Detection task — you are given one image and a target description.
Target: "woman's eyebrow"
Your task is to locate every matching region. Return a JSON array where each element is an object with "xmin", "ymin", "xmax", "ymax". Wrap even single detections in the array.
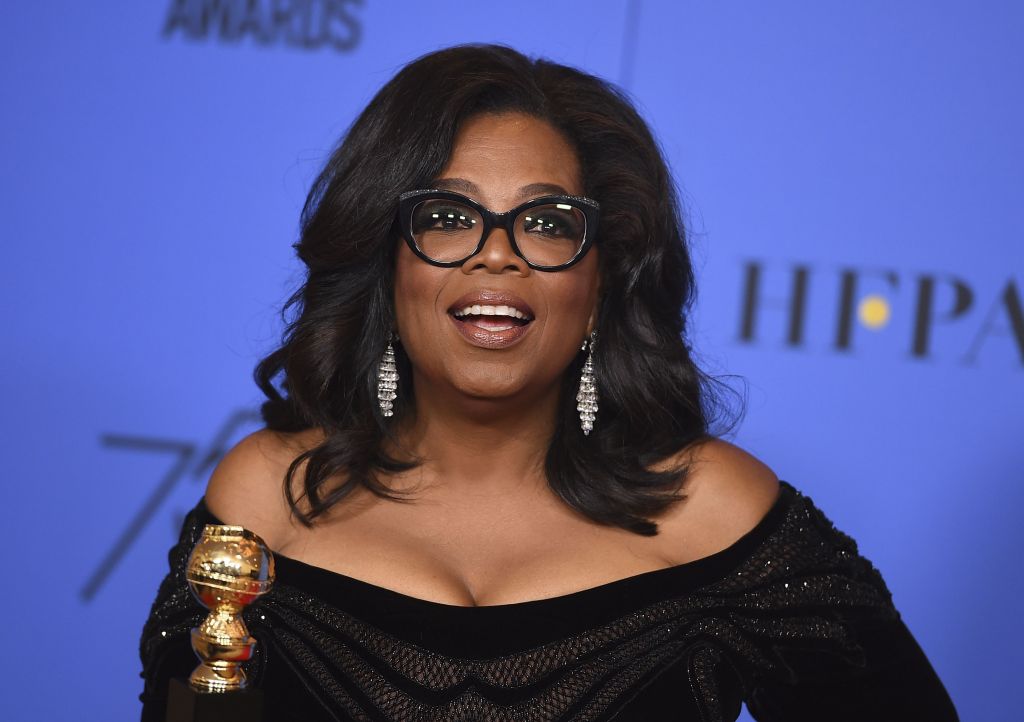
[
  {"xmin": 516, "ymin": 182, "xmax": 571, "ymax": 199},
  {"xmin": 432, "ymin": 177, "xmax": 477, "ymax": 193},
  {"xmin": 431, "ymin": 178, "xmax": 572, "ymax": 199}
]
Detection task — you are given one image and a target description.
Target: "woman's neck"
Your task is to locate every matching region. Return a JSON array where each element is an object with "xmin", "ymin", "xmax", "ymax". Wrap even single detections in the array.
[{"xmin": 387, "ymin": 383, "xmax": 561, "ymax": 499}]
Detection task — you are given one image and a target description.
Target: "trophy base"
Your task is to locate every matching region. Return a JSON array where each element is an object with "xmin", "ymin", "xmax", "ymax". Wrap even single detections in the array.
[{"xmin": 166, "ymin": 677, "xmax": 264, "ymax": 722}]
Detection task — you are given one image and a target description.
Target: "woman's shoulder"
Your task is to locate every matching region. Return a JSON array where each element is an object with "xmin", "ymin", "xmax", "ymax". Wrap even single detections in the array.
[
  {"xmin": 651, "ymin": 437, "xmax": 783, "ymax": 565},
  {"xmin": 203, "ymin": 426, "xmax": 327, "ymax": 548}
]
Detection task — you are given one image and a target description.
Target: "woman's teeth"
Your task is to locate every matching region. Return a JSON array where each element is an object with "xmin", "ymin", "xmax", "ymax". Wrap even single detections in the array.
[
  {"xmin": 452, "ymin": 304, "xmax": 531, "ymax": 320},
  {"xmin": 451, "ymin": 304, "xmax": 532, "ymax": 332}
]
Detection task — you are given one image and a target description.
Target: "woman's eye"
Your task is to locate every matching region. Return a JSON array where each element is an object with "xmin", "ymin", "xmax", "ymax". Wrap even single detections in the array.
[
  {"xmin": 413, "ymin": 205, "xmax": 478, "ymax": 233},
  {"xmin": 522, "ymin": 211, "xmax": 578, "ymax": 237}
]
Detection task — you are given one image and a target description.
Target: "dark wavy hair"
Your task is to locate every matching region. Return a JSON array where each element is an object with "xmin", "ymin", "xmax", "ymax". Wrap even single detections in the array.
[{"xmin": 254, "ymin": 43, "xmax": 743, "ymax": 535}]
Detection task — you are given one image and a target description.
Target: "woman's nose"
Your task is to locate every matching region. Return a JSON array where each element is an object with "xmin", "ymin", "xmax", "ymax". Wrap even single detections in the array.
[{"xmin": 463, "ymin": 226, "xmax": 529, "ymax": 274}]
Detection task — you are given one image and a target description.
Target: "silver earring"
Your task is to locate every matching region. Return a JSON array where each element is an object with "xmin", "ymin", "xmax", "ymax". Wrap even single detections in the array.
[
  {"xmin": 377, "ymin": 337, "xmax": 398, "ymax": 417},
  {"xmin": 576, "ymin": 330, "xmax": 598, "ymax": 435}
]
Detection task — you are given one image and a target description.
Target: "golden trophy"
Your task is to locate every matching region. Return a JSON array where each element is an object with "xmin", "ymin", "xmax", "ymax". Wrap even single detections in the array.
[{"xmin": 166, "ymin": 524, "xmax": 275, "ymax": 722}]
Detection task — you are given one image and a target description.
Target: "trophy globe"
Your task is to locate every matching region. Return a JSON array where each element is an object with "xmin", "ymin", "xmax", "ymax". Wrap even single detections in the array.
[{"xmin": 185, "ymin": 524, "xmax": 275, "ymax": 693}]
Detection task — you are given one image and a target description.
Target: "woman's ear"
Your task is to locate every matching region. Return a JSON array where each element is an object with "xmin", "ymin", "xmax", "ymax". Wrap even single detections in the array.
[{"xmin": 586, "ymin": 288, "xmax": 602, "ymax": 336}]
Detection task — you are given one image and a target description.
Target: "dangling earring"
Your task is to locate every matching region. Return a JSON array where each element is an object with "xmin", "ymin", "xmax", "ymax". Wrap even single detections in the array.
[
  {"xmin": 576, "ymin": 330, "xmax": 598, "ymax": 435},
  {"xmin": 377, "ymin": 335, "xmax": 399, "ymax": 418}
]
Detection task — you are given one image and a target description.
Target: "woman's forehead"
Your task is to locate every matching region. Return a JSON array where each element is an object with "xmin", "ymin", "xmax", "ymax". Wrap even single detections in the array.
[{"xmin": 440, "ymin": 113, "xmax": 582, "ymax": 202}]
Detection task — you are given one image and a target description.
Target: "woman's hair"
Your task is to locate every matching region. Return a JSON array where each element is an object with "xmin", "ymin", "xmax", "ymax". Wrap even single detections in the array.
[{"xmin": 255, "ymin": 43, "xmax": 743, "ymax": 535}]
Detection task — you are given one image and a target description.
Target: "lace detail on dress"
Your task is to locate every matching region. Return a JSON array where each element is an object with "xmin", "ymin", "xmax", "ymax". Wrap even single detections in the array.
[
  {"xmin": 139, "ymin": 483, "xmax": 901, "ymax": 721},
  {"xmin": 261, "ymin": 587, "xmax": 696, "ymax": 721}
]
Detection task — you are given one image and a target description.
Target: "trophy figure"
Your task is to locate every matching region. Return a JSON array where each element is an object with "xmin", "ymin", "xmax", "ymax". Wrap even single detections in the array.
[{"xmin": 166, "ymin": 524, "xmax": 275, "ymax": 722}]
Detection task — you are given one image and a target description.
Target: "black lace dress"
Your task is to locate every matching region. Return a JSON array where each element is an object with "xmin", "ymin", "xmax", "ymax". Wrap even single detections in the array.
[{"xmin": 139, "ymin": 481, "xmax": 958, "ymax": 721}]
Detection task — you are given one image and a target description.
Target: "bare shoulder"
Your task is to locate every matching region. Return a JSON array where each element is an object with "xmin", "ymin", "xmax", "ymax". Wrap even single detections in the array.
[
  {"xmin": 652, "ymin": 438, "xmax": 781, "ymax": 563},
  {"xmin": 204, "ymin": 427, "xmax": 326, "ymax": 548}
]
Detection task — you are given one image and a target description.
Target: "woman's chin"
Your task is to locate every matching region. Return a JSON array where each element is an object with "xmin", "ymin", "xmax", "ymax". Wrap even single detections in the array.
[
  {"xmin": 435, "ymin": 368, "xmax": 546, "ymax": 408},
  {"xmin": 450, "ymin": 377, "xmax": 528, "ymax": 402}
]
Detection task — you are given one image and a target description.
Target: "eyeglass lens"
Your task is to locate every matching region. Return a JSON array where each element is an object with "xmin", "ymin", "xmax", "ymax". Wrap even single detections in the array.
[{"xmin": 409, "ymin": 198, "xmax": 587, "ymax": 267}]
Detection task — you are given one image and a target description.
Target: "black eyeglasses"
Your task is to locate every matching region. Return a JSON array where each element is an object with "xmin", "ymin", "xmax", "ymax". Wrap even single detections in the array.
[{"xmin": 397, "ymin": 189, "xmax": 600, "ymax": 271}]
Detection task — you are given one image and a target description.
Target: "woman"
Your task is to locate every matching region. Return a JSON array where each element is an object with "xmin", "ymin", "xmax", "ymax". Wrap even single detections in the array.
[{"xmin": 140, "ymin": 44, "xmax": 957, "ymax": 721}]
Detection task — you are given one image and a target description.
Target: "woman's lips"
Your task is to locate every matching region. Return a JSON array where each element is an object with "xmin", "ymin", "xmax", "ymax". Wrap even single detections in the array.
[{"xmin": 449, "ymin": 313, "xmax": 532, "ymax": 348}]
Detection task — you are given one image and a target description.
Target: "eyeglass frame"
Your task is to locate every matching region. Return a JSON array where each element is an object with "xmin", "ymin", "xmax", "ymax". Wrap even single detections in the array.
[{"xmin": 396, "ymin": 189, "xmax": 601, "ymax": 271}]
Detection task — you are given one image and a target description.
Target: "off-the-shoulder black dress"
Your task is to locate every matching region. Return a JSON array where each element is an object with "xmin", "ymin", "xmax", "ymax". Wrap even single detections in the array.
[{"xmin": 139, "ymin": 481, "xmax": 958, "ymax": 721}]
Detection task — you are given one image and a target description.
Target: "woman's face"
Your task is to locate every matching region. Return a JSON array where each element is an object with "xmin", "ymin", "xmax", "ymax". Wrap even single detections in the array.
[{"xmin": 393, "ymin": 112, "xmax": 601, "ymax": 406}]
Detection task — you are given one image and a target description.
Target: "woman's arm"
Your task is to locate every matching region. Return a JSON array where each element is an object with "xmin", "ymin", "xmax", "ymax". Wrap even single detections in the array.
[
  {"xmin": 137, "ymin": 502, "xmax": 209, "ymax": 721},
  {"xmin": 727, "ymin": 486, "xmax": 958, "ymax": 721},
  {"xmin": 745, "ymin": 611, "xmax": 957, "ymax": 721}
]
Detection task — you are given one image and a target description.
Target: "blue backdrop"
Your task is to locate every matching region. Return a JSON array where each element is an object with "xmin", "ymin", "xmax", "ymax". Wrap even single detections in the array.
[{"xmin": 1, "ymin": 1, "xmax": 1020, "ymax": 720}]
